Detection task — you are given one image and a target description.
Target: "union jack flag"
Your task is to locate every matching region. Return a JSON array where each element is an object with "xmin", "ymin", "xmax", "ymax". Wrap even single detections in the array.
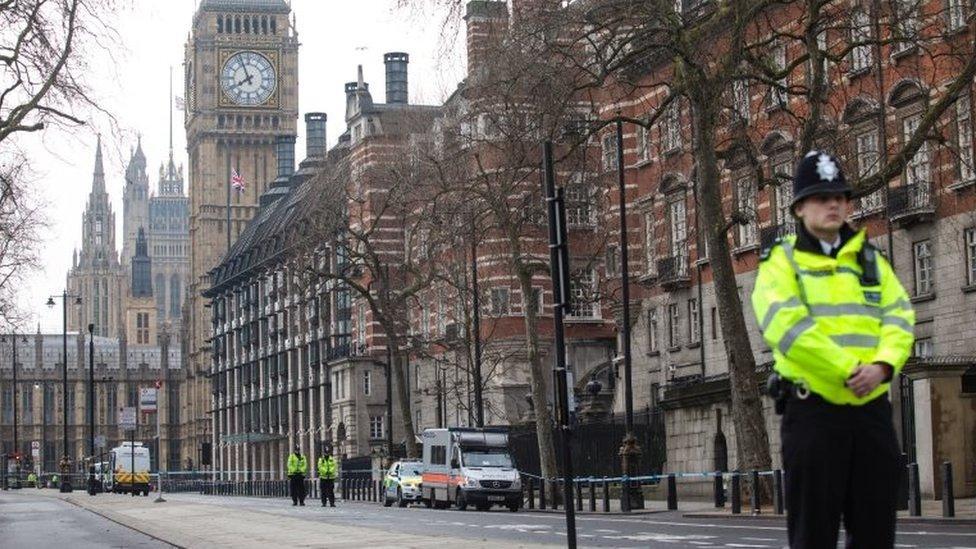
[{"xmin": 231, "ymin": 168, "xmax": 245, "ymax": 193}]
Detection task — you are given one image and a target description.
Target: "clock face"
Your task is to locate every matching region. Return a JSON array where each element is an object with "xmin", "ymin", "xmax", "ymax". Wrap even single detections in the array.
[{"xmin": 220, "ymin": 51, "xmax": 276, "ymax": 106}]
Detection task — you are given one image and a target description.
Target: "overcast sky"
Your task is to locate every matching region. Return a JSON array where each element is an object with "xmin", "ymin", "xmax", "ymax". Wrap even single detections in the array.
[{"xmin": 19, "ymin": 0, "xmax": 466, "ymax": 333}]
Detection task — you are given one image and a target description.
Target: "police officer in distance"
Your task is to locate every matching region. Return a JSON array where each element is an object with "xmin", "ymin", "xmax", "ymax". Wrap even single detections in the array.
[
  {"xmin": 287, "ymin": 445, "xmax": 308, "ymax": 506},
  {"xmin": 317, "ymin": 447, "xmax": 338, "ymax": 507},
  {"xmin": 751, "ymin": 151, "xmax": 915, "ymax": 548}
]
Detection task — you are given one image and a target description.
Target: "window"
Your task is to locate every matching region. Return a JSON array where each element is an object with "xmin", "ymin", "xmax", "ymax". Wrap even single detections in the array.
[
  {"xmin": 769, "ymin": 44, "xmax": 787, "ymax": 108},
  {"xmin": 735, "ymin": 178, "xmax": 757, "ymax": 247},
  {"xmin": 489, "ymin": 288, "xmax": 510, "ymax": 316},
  {"xmin": 602, "ymin": 133, "xmax": 618, "ymax": 171},
  {"xmin": 913, "ymin": 240, "xmax": 933, "ymax": 295},
  {"xmin": 136, "ymin": 313, "xmax": 149, "ymax": 345},
  {"xmin": 420, "ymin": 304, "xmax": 430, "ymax": 338},
  {"xmin": 913, "ymin": 337, "xmax": 933, "ymax": 358},
  {"xmin": 566, "ymin": 180, "xmax": 594, "ymax": 226},
  {"xmin": 688, "ymin": 299, "xmax": 701, "ymax": 344},
  {"xmin": 436, "ymin": 294, "xmax": 446, "ymax": 337},
  {"xmin": 772, "ymin": 160, "xmax": 794, "ymax": 228},
  {"xmin": 647, "ymin": 307, "xmax": 659, "ymax": 353},
  {"xmin": 711, "ymin": 307, "xmax": 718, "ymax": 340},
  {"xmin": 668, "ymin": 196, "xmax": 687, "ymax": 256},
  {"xmin": 965, "ymin": 228, "xmax": 976, "ymax": 286},
  {"xmin": 903, "ymin": 114, "xmax": 929, "ymax": 189},
  {"xmin": 956, "ymin": 94, "xmax": 974, "ymax": 183},
  {"xmin": 363, "ymin": 370, "xmax": 371, "ymax": 396},
  {"xmin": 662, "ymin": 102, "xmax": 681, "ymax": 153},
  {"xmin": 851, "ymin": 10, "xmax": 873, "ymax": 72},
  {"xmin": 948, "ymin": 0, "xmax": 969, "ymax": 31},
  {"xmin": 568, "ymin": 269, "xmax": 598, "ymax": 318},
  {"xmin": 606, "ymin": 245, "xmax": 620, "ymax": 277},
  {"xmin": 643, "ymin": 211, "xmax": 656, "ymax": 273},
  {"xmin": 636, "ymin": 125, "xmax": 649, "ymax": 163},
  {"xmin": 667, "ymin": 303, "xmax": 680, "ymax": 348},
  {"xmin": 369, "ymin": 415, "xmax": 384, "ymax": 439},
  {"xmin": 415, "ymin": 409, "xmax": 422, "ymax": 431},
  {"xmin": 893, "ymin": 0, "xmax": 920, "ymax": 54},
  {"xmin": 856, "ymin": 130, "xmax": 884, "ymax": 211},
  {"xmin": 733, "ymin": 79, "xmax": 750, "ymax": 121},
  {"xmin": 1, "ymin": 386, "xmax": 11, "ymax": 423}
]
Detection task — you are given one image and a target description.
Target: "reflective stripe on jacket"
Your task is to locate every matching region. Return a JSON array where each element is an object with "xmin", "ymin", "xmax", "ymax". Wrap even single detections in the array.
[
  {"xmin": 751, "ymin": 228, "xmax": 915, "ymax": 405},
  {"xmin": 317, "ymin": 456, "xmax": 337, "ymax": 479},
  {"xmin": 287, "ymin": 453, "xmax": 307, "ymax": 475}
]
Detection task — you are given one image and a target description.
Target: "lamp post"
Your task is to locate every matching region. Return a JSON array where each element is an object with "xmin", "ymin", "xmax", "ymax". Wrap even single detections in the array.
[
  {"xmin": 86, "ymin": 323, "xmax": 97, "ymax": 496},
  {"xmin": 47, "ymin": 290, "xmax": 82, "ymax": 493},
  {"xmin": 614, "ymin": 117, "xmax": 643, "ymax": 511}
]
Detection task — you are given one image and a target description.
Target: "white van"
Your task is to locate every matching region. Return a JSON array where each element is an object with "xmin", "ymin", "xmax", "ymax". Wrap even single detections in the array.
[
  {"xmin": 421, "ymin": 428, "xmax": 521, "ymax": 512},
  {"xmin": 105, "ymin": 442, "xmax": 151, "ymax": 496}
]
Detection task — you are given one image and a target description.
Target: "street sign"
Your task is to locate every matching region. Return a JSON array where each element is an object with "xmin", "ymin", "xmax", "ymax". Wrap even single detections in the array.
[
  {"xmin": 140, "ymin": 387, "xmax": 158, "ymax": 413},
  {"xmin": 119, "ymin": 406, "xmax": 137, "ymax": 430},
  {"xmin": 95, "ymin": 435, "xmax": 106, "ymax": 449}
]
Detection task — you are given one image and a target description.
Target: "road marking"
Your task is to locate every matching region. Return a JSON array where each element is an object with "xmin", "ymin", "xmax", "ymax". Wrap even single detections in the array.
[
  {"xmin": 725, "ymin": 544, "xmax": 772, "ymax": 548},
  {"xmin": 743, "ymin": 538, "xmax": 776, "ymax": 542}
]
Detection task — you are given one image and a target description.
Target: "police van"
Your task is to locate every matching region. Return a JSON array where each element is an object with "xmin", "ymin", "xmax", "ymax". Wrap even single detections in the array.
[
  {"xmin": 421, "ymin": 428, "xmax": 521, "ymax": 512},
  {"xmin": 104, "ymin": 442, "xmax": 151, "ymax": 496}
]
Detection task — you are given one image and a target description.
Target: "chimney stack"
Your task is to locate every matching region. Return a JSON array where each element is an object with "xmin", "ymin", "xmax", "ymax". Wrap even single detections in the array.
[
  {"xmin": 384, "ymin": 52, "xmax": 409, "ymax": 104},
  {"xmin": 304, "ymin": 112, "xmax": 327, "ymax": 158},
  {"xmin": 276, "ymin": 134, "xmax": 296, "ymax": 179}
]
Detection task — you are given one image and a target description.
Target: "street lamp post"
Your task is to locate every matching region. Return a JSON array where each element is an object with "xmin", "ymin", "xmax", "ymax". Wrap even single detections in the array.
[
  {"xmin": 615, "ymin": 118, "xmax": 643, "ymax": 511},
  {"xmin": 47, "ymin": 290, "xmax": 82, "ymax": 493},
  {"xmin": 8, "ymin": 332, "xmax": 23, "ymax": 489},
  {"xmin": 87, "ymin": 323, "xmax": 97, "ymax": 496}
]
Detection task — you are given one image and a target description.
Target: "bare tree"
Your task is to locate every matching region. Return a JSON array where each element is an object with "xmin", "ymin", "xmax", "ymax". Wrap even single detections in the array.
[{"xmin": 0, "ymin": 0, "xmax": 119, "ymax": 325}]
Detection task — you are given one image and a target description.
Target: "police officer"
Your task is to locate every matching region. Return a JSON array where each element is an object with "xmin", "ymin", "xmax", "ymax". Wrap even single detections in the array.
[
  {"xmin": 316, "ymin": 448, "xmax": 338, "ymax": 507},
  {"xmin": 751, "ymin": 151, "xmax": 915, "ymax": 548},
  {"xmin": 287, "ymin": 445, "xmax": 308, "ymax": 506}
]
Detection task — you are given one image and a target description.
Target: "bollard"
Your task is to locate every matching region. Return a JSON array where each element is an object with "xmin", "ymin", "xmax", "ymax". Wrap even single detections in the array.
[
  {"xmin": 667, "ymin": 474, "xmax": 678, "ymax": 511},
  {"xmin": 589, "ymin": 479, "xmax": 596, "ymax": 512},
  {"xmin": 731, "ymin": 473, "xmax": 741, "ymax": 515},
  {"xmin": 621, "ymin": 477, "xmax": 631, "ymax": 513},
  {"xmin": 942, "ymin": 462, "xmax": 955, "ymax": 518},
  {"xmin": 552, "ymin": 480, "xmax": 559, "ymax": 510},
  {"xmin": 773, "ymin": 470, "xmax": 784, "ymax": 515},
  {"xmin": 602, "ymin": 478, "xmax": 610, "ymax": 513},
  {"xmin": 713, "ymin": 472, "xmax": 725, "ymax": 508},
  {"xmin": 897, "ymin": 453, "xmax": 909, "ymax": 511},
  {"xmin": 576, "ymin": 480, "xmax": 583, "ymax": 511},
  {"xmin": 908, "ymin": 463, "xmax": 921, "ymax": 516},
  {"xmin": 539, "ymin": 478, "xmax": 547, "ymax": 510},
  {"xmin": 342, "ymin": 478, "xmax": 348, "ymax": 500},
  {"xmin": 750, "ymin": 470, "xmax": 761, "ymax": 515},
  {"xmin": 527, "ymin": 477, "xmax": 535, "ymax": 509}
]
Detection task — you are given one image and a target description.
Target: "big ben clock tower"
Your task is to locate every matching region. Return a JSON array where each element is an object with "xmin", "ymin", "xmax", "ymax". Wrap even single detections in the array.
[{"xmin": 182, "ymin": 0, "xmax": 298, "ymax": 463}]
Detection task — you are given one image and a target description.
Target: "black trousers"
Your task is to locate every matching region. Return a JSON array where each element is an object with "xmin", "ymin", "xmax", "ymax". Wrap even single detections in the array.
[
  {"xmin": 781, "ymin": 393, "xmax": 900, "ymax": 549},
  {"xmin": 320, "ymin": 478, "xmax": 335, "ymax": 506},
  {"xmin": 289, "ymin": 474, "xmax": 306, "ymax": 504}
]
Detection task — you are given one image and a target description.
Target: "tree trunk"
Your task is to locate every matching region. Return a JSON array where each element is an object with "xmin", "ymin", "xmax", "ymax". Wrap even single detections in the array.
[
  {"xmin": 517, "ymin": 269, "xmax": 559, "ymax": 494},
  {"xmin": 690, "ymin": 96, "xmax": 772, "ymax": 475},
  {"xmin": 388, "ymin": 335, "xmax": 419, "ymax": 458}
]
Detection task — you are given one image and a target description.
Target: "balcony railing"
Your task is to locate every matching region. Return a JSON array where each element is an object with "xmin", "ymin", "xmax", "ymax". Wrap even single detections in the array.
[
  {"xmin": 657, "ymin": 254, "xmax": 691, "ymax": 290},
  {"xmin": 889, "ymin": 182, "xmax": 935, "ymax": 225},
  {"xmin": 759, "ymin": 222, "xmax": 795, "ymax": 251}
]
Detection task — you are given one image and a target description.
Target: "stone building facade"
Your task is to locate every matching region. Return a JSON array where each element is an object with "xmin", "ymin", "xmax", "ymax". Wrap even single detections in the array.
[{"xmin": 0, "ymin": 330, "xmax": 183, "ymax": 473}]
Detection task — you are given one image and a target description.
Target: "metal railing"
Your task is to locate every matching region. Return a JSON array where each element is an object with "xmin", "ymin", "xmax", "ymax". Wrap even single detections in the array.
[
  {"xmin": 889, "ymin": 182, "xmax": 935, "ymax": 222},
  {"xmin": 657, "ymin": 254, "xmax": 691, "ymax": 288}
]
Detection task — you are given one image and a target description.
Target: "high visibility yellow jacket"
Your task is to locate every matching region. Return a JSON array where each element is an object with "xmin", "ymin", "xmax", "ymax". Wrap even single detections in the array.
[
  {"xmin": 751, "ymin": 225, "xmax": 915, "ymax": 405},
  {"xmin": 287, "ymin": 453, "xmax": 307, "ymax": 476},
  {"xmin": 317, "ymin": 456, "xmax": 337, "ymax": 479}
]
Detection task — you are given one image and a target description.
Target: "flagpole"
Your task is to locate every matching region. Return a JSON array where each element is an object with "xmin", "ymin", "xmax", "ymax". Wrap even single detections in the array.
[{"xmin": 226, "ymin": 147, "xmax": 231, "ymax": 254}]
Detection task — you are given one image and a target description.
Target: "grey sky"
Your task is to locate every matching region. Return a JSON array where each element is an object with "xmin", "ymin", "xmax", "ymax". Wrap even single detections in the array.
[{"xmin": 20, "ymin": 0, "xmax": 464, "ymax": 333}]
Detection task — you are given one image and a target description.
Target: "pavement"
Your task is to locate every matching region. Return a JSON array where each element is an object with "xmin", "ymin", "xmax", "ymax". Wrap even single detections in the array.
[
  {"xmin": 3, "ymin": 489, "xmax": 975, "ymax": 548},
  {"xmin": 0, "ymin": 489, "xmax": 168, "ymax": 549}
]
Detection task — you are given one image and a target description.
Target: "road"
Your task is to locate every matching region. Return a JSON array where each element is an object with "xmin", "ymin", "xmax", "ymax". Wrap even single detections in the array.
[
  {"xmin": 2, "ymin": 489, "xmax": 974, "ymax": 548},
  {"xmin": 0, "ymin": 489, "xmax": 170, "ymax": 548}
]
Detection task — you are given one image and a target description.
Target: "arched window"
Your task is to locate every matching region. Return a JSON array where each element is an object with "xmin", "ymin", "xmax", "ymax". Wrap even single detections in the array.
[
  {"xmin": 170, "ymin": 275, "xmax": 181, "ymax": 318},
  {"xmin": 217, "ymin": 15, "xmax": 223, "ymax": 33},
  {"xmin": 261, "ymin": 16, "xmax": 268, "ymax": 34},
  {"xmin": 235, "ymin": 15, "xmax": 241, "ymax": 34},
  {"xmin": 243, "ymin": 16, "xmax": 250, "ymax": 33},
  {"xmin": 155, "ymin": 273, "xmax": 166, "ymax": 317}
]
